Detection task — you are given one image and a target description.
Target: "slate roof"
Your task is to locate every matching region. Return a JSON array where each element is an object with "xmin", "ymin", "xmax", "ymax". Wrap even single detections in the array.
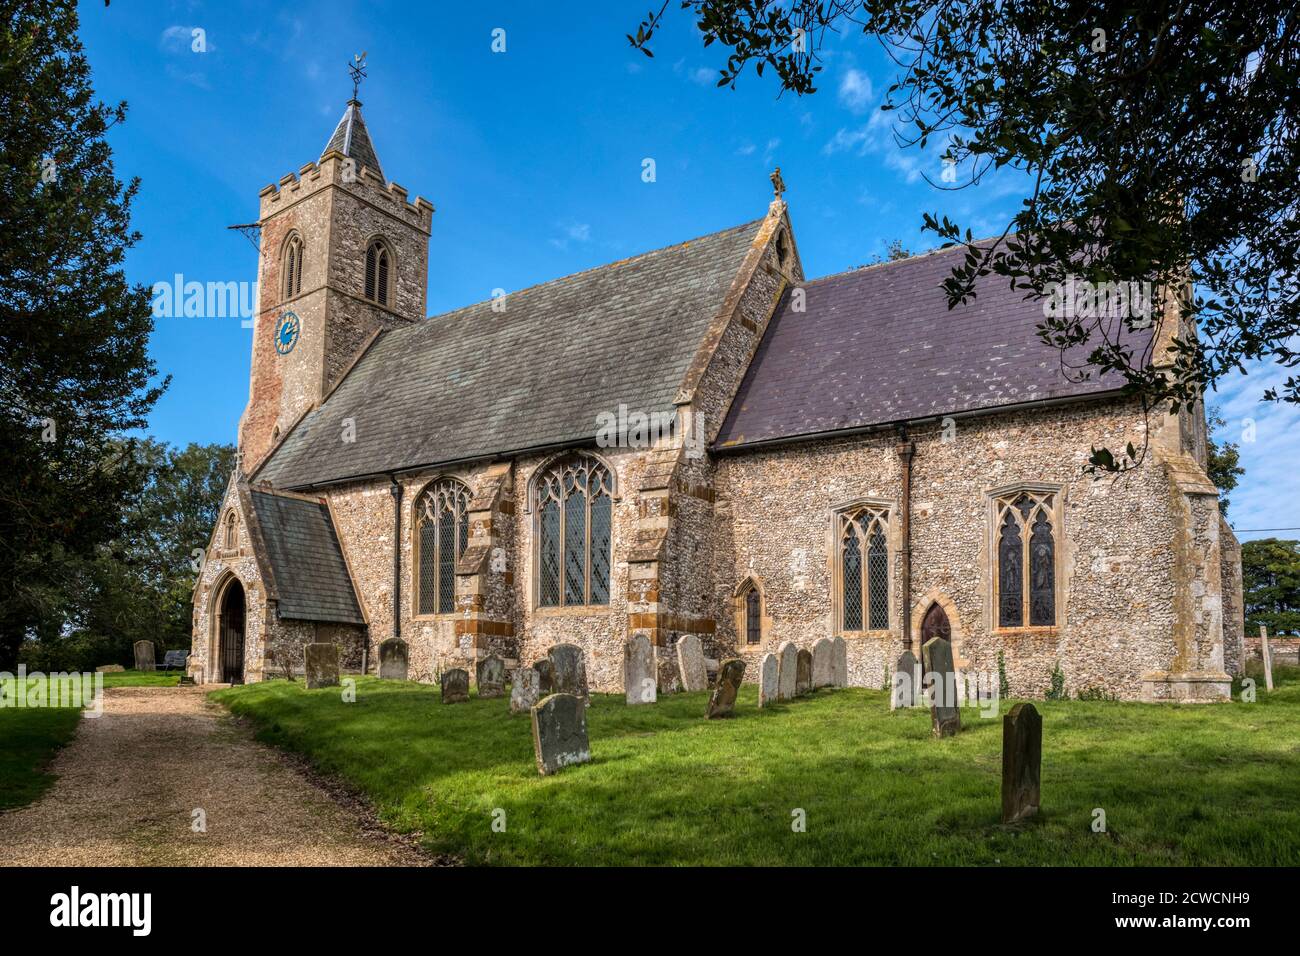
[
  {"xmin": 257, "ymin": 219, "xmax": 765, "ymax": 489},
  {"xmin": 248, "ymin": 490, "xmax": 364, "ymax": 624},
  {"xmin": 322, "ymin": 99, "xmax": 384, "ymax": 181},
  {"xmin": 715, "ymin": 245, "xmax": 1148, "ymax": 449}
]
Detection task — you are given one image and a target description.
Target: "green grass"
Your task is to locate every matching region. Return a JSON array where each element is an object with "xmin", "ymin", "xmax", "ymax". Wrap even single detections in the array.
[
  {"xmin": 98, "ymin": 669, "xmax": 181, "ymax": 688},
  {"xmin": 213, "ymin": 667, "xmax": 1300, "ymax": 866}
]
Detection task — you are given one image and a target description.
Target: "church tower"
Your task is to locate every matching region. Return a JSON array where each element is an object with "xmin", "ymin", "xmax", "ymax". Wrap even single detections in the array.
[{"xmin": 239, "ymin": 85, "xmax": 433, "ymax": 472}]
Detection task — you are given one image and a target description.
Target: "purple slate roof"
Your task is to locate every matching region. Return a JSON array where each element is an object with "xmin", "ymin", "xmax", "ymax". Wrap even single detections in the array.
[{"xmin": 715, "ymin": 245, "xmax": 1145, "ymax": 450}]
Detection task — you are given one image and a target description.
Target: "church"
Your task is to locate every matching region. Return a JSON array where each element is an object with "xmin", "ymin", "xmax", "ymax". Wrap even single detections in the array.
[{"xmin": 189, "ymin": 94, "xmax": 1244, "ymax": 702}]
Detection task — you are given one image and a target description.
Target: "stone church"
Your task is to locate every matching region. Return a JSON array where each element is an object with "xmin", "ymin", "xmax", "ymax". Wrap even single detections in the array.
[{"xmin": 189, "ymin": 96, "xmax": 1244, "ymax": 702}]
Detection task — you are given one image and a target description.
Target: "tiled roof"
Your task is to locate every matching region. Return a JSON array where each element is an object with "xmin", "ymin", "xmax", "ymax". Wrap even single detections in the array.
[
  {"xmin": 248, "ymin": 490, "xmax": 364, "ymax": 624},
  {"xmin": 715, "ymin": 245, "xmax": 1148, "ymax": 449},
  {"xmin": 257, "ymin": 219, "xmax": 765, "ymax": 489},
  {"xmin": 321, "ymin": 99, "xmax": 384, "ymax": 181}
]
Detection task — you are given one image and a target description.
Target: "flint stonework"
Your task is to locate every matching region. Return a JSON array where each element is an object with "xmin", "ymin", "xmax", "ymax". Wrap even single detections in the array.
[
  {"xmin": 510, "ymin": 667, "xmax": 541, "ymax": 715},
  {"xmin": 531, "ymin": 693, "xmax": 591, "ymax": 775},
  {"xmin": 812, "ymin": 638, "xmax": 834, "ymax": 688},
  {"xmin": 758, "ymin": 653, "xmax": 779, "ymax": 707},
  {"xmin": 303, "ymin": 643, "xmax": 340, "ymax": 690},
  {"xmin": 133, "ymin": 641, "xmax": 156, "ymax": 672},
  {"xmin": 1001, "ymin": 702, "xmax": 1042, "ymax": 824},
  {"xmin": 676, "ymin": 634, "xmax": 708, "ymax": 692},
  {"xmin": 377, "ymin": 637, "xmax": 409, "ymax": 681},
  {"xmin": 706, "ymin": 658, "xmax": 746, "ymax": 718},
  {"xmin": 547, "ymin": 644, "xmax": 588, "ymax": 702},
  {"xmin": 624, "ymin": 633, "xmax": 657, "ymax": 705},
  {"xmin": 441, "ymin": 667, "xmax": 469, "ymax": 703},
  {"xmin": 476, "ymin": 654, "xmax": 506, "ymax": 698},
  {"xmin": 922, "ymin": 637, "xmax": 961, "ymax": 737},
  {"xmin": 777, "ymin": 641, "xmax": 798, "ymax": 700},
  {"xmin": 796, "ymin": 648, "xmax": 813, "ymax": 696}
]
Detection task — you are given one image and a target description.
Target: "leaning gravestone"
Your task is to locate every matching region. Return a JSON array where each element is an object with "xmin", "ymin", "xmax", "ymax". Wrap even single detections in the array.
[
  {"xmin": 777, "ymin": 642, "xmax": 798, "ymax": 700},
  {"xmin": 706, "ymin": 658, "xmax": 746, "ymax": 718},
  {"xmin": 510, "ymin": 667, "xmax": 541, "ymax": 715},
  {"xmin": 758, "ymin": 653, "xmax": 779, "ymax": 708},
  {"xmin": 531, "ymin": 693, "xmax": 591, "ymax": 775},
  {"xmin": 441, "ymin": 668, "xmax": 470, "ymax": 703},
  {"xmin": 624, "ymin": 633, "xmax": 657, "ymax": 705},
  {"xmin": 548, "ymin": 643, "xmax": 588, "ymax": 703},
  {"xmin": 891, "ymin": 649, "xmax": 919, "ymax": 711},
  {"xmin": 303, "ymin": 643, "xmax": 340, "ymax": 690},
  {"xmin": 796, "ymin": 648, "xmax": 813, "ymax": 696},
  {"xmin": 676, "ymin": 634, "xmax": 708, "ymax": 692},
  {"xmin": 476, "ymin": 654, "xmax": 506, "ymax": 699},
  {"xmin": 133, "ymin": 640, "xmax": 156, "ymax": 672},
  {"xmin": 831, "ymin": 636, "xmax": 848, "ymax": 687},
  {"xmin": 533, "ymin": 658, "xmax": 555, "ymax": 695},
  {"xmin": 921, "ymin": 637, "xmax": 961, "ymax": 737},
  {"xmin": 377, "ymin": 637, "xmax": 409, "ymax": 681},
  {"xmin": 1001, "ymin": 702, "xmax": 1042, "ymax": 824},
  {"xmin": 811, "ymin": 638, "xmax": 835, "ymax": 688}
]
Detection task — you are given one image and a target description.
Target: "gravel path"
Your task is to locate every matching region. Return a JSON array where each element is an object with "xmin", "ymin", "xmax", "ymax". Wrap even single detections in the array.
[{"xmin": 0, "ymin": 686, "xmax": 429, "ymax": 866}]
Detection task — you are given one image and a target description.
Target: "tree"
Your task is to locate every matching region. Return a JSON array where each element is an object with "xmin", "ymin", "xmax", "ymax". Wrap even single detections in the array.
[
  {"xmin": 1242, "ymin": 538, "xmax": 1300, "ymax": 637},
  {"xmin": 0, "ymin": 1, "xmax": 165, "ymax": 668},
  {"xmin": 631, "ymin": 3, "xmax": 1300, "ymax": 472},
  {"xmin": 1205, "ymin": 408, "xmax": 1244, "ymax": 514},
  {"xmin": 866, "ymin": 239, "xmax": 914, "ymax": 266}
]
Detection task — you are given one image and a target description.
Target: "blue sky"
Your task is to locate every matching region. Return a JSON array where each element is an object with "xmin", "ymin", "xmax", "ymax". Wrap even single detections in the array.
[{"xmin": 77, "ymin": 1, "xmax": 1296, "ymax": 541}]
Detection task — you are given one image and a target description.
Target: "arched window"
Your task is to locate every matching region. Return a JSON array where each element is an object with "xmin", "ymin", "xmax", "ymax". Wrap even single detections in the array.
[
  {"xmin": 994, "ymin": 490, "xmax": 1058, "ymax": 628},
  {"xmin": 223, "ymin": 511, "xmax": 238, "ymax": 550},
  {"xmin": 838, "ymin": 505, "xmax": 890, "ymax": 632},
  {"xmin": 281, "ymin": 235, "xmax": 303, "ymax": 299},
  {"xmin": 364, "ymin": 239, "xmax": 391, "ymax": 307},
  {"xmin": 745, "ymin": 588, "xmax": 761, "ymax": 644},
  {"xmin": 535, "ymin": 455, "xmax": 612, "ymax": 607},
  {"xmin": 415, "ymin": 479, "xmax": 470, "ymax": 615}
]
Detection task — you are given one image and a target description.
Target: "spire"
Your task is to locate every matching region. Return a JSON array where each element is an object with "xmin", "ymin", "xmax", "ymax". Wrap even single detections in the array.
[{"xmin": 322, "ymin": 53, "xmax": 384, "ymax": 181}]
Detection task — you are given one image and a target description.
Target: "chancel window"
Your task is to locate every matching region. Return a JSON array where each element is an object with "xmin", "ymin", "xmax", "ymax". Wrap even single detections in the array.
[
  {"xmin": 364, "ymin": 239, "xmax": 391, "ymax": 306},
  {"xmin": 536, "ymin": 456, "xmax": 612, "ymax": 607},
  {"xmin": 838, "ymin": 505, "xmax": 890, "ymax": 631},
  {"xmin": 994, "ymin": 490, "xmax": 1058, "ymax": 628},
  {"xmin": 415, "ymin": 479, "xmax": 470, "ymax": 615},
  {"xmin": 282, "ymin": 235, "xmax": 303, "ymax": 299}
]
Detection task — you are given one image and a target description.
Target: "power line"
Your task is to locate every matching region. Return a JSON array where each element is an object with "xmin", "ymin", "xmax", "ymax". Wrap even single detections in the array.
[{"xmin": 1232, "ymin": 527, "xmax": 1300, "ymax": 532}]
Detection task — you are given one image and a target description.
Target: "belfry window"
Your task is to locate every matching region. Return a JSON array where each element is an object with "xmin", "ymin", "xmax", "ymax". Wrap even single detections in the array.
[
  {"xmin": 281, "ymin": 235, "xmax": 303, "ymax": 299},
  {"xmin": 536, "ymin": 456, "xmax": 613, "ymax": 608},
  {"xmin": 364, "ymin": 239, "xmax": 391, "ymax": 306},
  {"xmin": 415, "ymin": 479, "xmax": 470, "ymax": 615},
  {"xmin": 837, "ymin": 505, "xmax": 890, "ymax": 632},
  {"xmin": 994, "ymin": 490, "xmax": 1058, "ymax": 628}
]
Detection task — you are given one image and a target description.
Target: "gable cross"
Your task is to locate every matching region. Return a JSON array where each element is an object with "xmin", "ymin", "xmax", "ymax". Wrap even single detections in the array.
[{"xmin": 770, "ymin": 166, "xmax": 786, "ymax": 199}]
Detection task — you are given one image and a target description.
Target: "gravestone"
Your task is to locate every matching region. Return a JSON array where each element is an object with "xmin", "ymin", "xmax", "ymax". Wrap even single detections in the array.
[
  {"xmin": 533, "ymin": 658, "xmax": 555, "ymax": 695},
  {"xmin": 377, "ymin": 637, "xmax": 409, "ymax": 681},
  {"xmin": 921, "ymin": 637, "xmax": 961, "ymax": 737},
  {"xmin": 531, "ymin": 693, "xmax": 591, "ymax": 775},
  {"xmin": 831, "ymin": 636, "xmax": 848, "ymax": 687},
  {"xmin": 777, "ymin": 642, "xmax": 798, "ymax": 700},
  {"xmin": 1001, "ymin": 702, "xmax": 1042, "ymax": 824},
  {"xmin": 132, "ymin": 640, "xmax": 156, "ymax": 672},
  {"xmin": 676, "ymin": 634, "xmax": 708, "ymax": 692},
  {"xmin": 441, "ymin": 668, "xmax": 469, "ymax": 703},
  {"xmin": 1260, "ymin": 624, "xmax": 1275, "ymax": 692},
  {"xmin": 795, "ymin": 648, "xmax": 813, "ymax": 696},
  {"xmin": 547, "ymin": 644, "xmax": 588, "ymax": 703},
  {"xmin": 95, "ymin": 664, "xmax": 125, "ymax": 674},
  {"xmin": 811, "ymin": 638, "xmax": 835, "ymax": 688},
  {"xmin": 758, "ymin": 653, "xmax": 779, "ymax": 708},
  {"xmin": 303, "ymin": 643, "xmax": 340, "ymax": 690},
  {"xmin": 624, "ymin": 633, "xmax": 657, "ymax": 705},
  {"xmin": 891, "ymin": 649, "xmax": 920, "ymax": 710},
  {"xmin": 510, "ymin": 667, "xmax": 541, "ymax": 715},
  {"xmin": 476, "ymin": 654, "xmax": 506, "ymax": 699},
  {"xmin": 706, "ymin": 658, "xmax": 746, "ymax": 718}
]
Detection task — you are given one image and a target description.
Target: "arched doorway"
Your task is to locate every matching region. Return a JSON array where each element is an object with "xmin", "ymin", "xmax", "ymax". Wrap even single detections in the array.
[
  {"xmin": 920, "ymin": 602, "xmax": 952, "ymax": 645},
  {"xmin": 217, "ymin": 577, "xmax": 246, "ymax": 684}
]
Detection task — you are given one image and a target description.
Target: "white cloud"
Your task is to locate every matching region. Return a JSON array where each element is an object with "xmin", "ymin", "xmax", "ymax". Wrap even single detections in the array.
[
  {"xmin": 736, "ymin": 143, "xmax": 757, "ymax": 156},
  {"xmin": 690, "ymin": 67, "xmax": 717, "ymax": 86},
  {"xmin": 837, "ymin": 68, "xmax": 873, "ymax": 114},
  {"xmin": 549, "ymin": 222, "xmax": 592, "ymax": 250}
]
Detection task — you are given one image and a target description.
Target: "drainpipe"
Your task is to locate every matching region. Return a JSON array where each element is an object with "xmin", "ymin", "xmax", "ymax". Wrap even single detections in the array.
[
  {"xmin": 387, "ymin": 476, "xmax": 403, "ymax": 670},
  {"xmin": 896, "ymin": 427, "xmax": 915, "ymax": 652}
]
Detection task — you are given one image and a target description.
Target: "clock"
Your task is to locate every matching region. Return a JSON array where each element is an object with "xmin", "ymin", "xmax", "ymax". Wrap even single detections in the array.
[{"xmin": 274, "ymin": 312, "xmax": 300, "ymax": 355}]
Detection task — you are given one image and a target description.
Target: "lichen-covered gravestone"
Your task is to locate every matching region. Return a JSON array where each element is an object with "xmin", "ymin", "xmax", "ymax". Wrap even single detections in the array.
[
  {"xmin": 811, "ymin": 638, "xmax": 834, "ymax": 688},
  {"xmin": 441, "ymin": 667, "xmax": 470, "ymax": 703},
  {"xmin": 891, "ymin": 649, "xmax": 919, "ymax": 711},
  {"xmin": 476, "ymin": 654, "xmax": 506, "ymax": 699},
  {"xmin": 1001, "ymin": 702, "xmax": 1042, "ymax": 823},
  {"xmin": 706, "ymin": 658, "xmax": 746, "ymax": 718},
  {"xmin": 831, "ymin": 636, "xmax": 848, "ymax": 687},
  {"xmin": 377, "ymin": 637, "xmax": 409, "ymax": 681},
  {"xmin": 758, "ymin": 653, "xmax": 779, "ymax": 708},
  {"xmin": 303, "ymin": 643, "xmax": 340, "ymax": 690},
  {"xmin": 921, "ymin": 637, "xmax": 961, "ymax": 737},
  {"xmin": 133, "ymin": 640, "xmax": 155, "ymax": 672},
  {"xmin": 531, "ymin": 693, "xmax": 591, "ymax": 775},
  {"xmin": 624, "ymin": 633, "xmax": 657, "ymax": 705},
  {"xmin": 547, "ymin": 643, "xmax": 588, "ymax": 703},
  {"xmin": 532, "ymin": 658, "xmax": 555, "ymax": 695},
  {"xmin": 510, "ymin": 667, "xmax": 541, "ymax": 715},
  {"xmin": 795, "ymin": 648, "xmax": 813, "ymax": 696},
  {"xmin": 777, "ymin": 641, "xmax": 798, "ymax": 700},
  {"xmin": 675, "ymin": 634, "xmax": 708, "ymax": 692}
]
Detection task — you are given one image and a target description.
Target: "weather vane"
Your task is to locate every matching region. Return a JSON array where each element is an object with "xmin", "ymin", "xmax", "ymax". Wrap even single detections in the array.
[{"xmin": 348, "ymin": 51, "xmax": 368, "ymax": 101}]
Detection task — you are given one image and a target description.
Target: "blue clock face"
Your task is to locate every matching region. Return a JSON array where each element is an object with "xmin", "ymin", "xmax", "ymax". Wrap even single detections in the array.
[{"xmin": 275, "ymin": 312, "xmax": 300, "ymax": 355}]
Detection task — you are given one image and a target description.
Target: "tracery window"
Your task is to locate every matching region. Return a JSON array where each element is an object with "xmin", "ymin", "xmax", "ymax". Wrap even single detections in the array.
[
  {"xmin": 838, "ymin": 505, "xmax": 890, "ymax": 631},
  {"xmin": 364, "ymin": 238, "xmax": 391, "ymax": 306},
  {"xmin": 282, "ymin": 235, "xmax": 303, "ymax": 299},
  {"xmin": 415, "ymin": 479, "xmax": 470, "ymax": 615},
  {"xmin": 536, "ymin": 456, "xmax": 612, "ymax": 607},
  {"xmin": 994, "ymin": 490, "xmax": 1058, "ymax": 628}
]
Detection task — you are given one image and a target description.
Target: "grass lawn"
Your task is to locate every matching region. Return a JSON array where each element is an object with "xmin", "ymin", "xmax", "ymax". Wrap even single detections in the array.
[
  {"xmin": 213, "ymin": 665, "xmax": 1300, "ymax": 866},
  {"xmin": 99, "ymin": 669, "xmax": 181, "ymax": 688}
]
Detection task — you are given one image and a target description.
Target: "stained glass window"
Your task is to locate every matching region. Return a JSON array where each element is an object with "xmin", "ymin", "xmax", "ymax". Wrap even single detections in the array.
[
  {"xmin": 536, "ymin": 456, "xmax": 613, "ymax": 607},
  {"xmin": 995, "ymin": 491, "xmax": 1058, "ymax": 628},
  {"xmin": 415, "ymin": 479, "xmax": 470, "ymax": 615}
]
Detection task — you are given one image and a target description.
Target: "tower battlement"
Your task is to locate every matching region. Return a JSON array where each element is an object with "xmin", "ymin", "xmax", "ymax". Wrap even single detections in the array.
[{"xmin": 258, "ymin": 153, "xmax": 433, "ymax": 233}]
